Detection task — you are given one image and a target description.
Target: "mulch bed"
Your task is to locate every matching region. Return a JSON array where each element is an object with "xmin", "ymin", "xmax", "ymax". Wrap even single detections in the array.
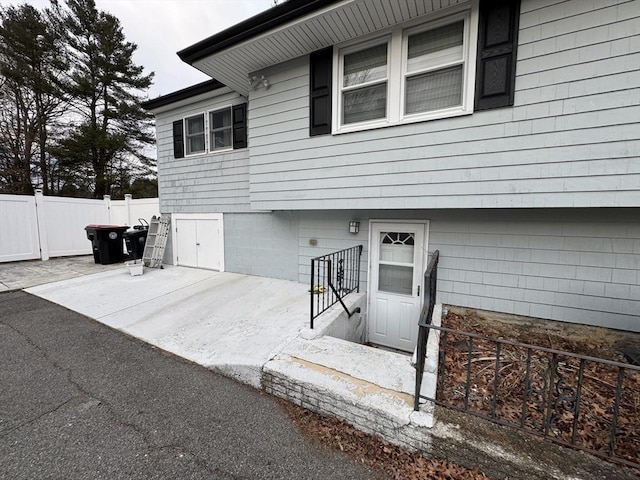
[
  {"xmin": 439, "ymin": 309, "xmax": 640, "ymax": 468},
  {"xmin": 279, "ymin": 398, "xmax": 491, "ymax": 480}
]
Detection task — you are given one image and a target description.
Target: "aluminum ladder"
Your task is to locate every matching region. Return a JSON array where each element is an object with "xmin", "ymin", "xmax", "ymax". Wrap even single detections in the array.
[{"xmin": 142, "ymin": 215, "xmax": 170, "ymax": 268}]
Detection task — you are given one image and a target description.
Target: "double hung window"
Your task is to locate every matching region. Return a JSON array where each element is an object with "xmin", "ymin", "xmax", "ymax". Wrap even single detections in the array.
[
  {"xmin": 341, "ymin": 41, "xmax": 388, "ymax": 125},
  {"xmin": 185, "ymin": 109, "xmax": 232, "ymax": 155},
  {"xmin": 404, "ymin": 21, "xmax": 465, "ymax": 115},
  {"xmin": 209, "ymin": 108, "xmax": 232, "ymax": 151},
  {"xmin": 185, "ymin": 114, "xmax": 205, "ymax": 155},
  {"xmin": 176, "ymin": 104, "xmax": 246, "ymax": 158},
  {"xmin": 335, "ymin": 9, "xmax": 473, "ymax": 133},
  {"xmin": 310, "ymin": 1, "xmax": 519, "ymax": 137}
]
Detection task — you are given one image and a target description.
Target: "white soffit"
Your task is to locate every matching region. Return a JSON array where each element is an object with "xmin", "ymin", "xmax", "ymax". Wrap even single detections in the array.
[{"xmin": 192, "ymin": 0, "xmax": 469, "ymax": 96}]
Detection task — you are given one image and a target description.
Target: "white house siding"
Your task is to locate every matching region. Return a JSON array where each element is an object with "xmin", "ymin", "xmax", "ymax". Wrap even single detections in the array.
[
  {"xmin": 288, "ymin": 208, "xmax": 639, "ymax": 332},
  {"xmin": 247, "ymin": 0, "xmax": 640, "ymax": 211},
  {"xmin": 155, "ymin": 92, "xmax": 251, "ymax": 215}
]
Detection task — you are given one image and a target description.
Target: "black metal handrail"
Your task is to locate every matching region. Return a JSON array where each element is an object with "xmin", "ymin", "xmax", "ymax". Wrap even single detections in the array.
[
  {"xmin": 413, "ymin": 250, "xmax": 439, "ymax": 410},
  {"xmin": 420, "ymin": 323, "xmax": 640, "ymax": 469},
  {"xmin": 310, "ymin": 245, "xmax": 363, "ymax": 329}
]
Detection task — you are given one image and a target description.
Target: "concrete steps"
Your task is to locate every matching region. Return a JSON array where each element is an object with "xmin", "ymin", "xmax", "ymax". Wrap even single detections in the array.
[{"xmin": 263, "ymin": 334, "xmax": 436, "ymax": 452}]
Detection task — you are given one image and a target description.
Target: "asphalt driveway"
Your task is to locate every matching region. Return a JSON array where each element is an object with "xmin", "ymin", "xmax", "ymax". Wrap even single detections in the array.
[{"xmin": 0, "ymin": 291, "xmax": 380, "ymax": 480}]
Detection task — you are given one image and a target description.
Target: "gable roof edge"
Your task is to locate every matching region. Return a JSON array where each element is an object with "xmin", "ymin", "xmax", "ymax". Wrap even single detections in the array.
[{"xmin": 141, "ymin": 79, "xmax": 226, "ymax": 111}]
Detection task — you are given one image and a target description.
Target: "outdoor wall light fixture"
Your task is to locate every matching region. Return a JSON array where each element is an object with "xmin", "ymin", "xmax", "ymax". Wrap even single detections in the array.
[
  {"xmin": 248, "ymin": 75, "xmax": 270, "ymax": 89},
  {"xmin": 349, "ymin": 221, "xmax": 360, "ymax": 234}
]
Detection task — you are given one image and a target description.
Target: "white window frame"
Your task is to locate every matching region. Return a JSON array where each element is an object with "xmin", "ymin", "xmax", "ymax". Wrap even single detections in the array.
[
  {"xmin": 337, "ymin": 35, "xmax": 391, "ymax": 130},
  {"xmin": 184, "ymin": 113, "xmax": 207, "ymax": 156},
  {"xmin": 332, "ymin": 3, "xmax": 478, "ymax": 135},
  {"xmin": 208, "ymin": 106, "xmax": 233, "ymax": 153}
]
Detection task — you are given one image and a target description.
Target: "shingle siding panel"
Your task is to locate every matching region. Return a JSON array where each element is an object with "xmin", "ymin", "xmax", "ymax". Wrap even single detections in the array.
[
  {"xmin": 246, "ymin": 0, "xmax": 639, "ymax": 211},
  {"xmin": 427, "ymin": 208, "xmax": 639, "ymax": 329},
  {"xmin": 154, "ymin": 92, "xmax": 251, "ymax": 214},
  {"xmin": 279, "ymin": 209, "xmax": 639, "ymax": 330}
]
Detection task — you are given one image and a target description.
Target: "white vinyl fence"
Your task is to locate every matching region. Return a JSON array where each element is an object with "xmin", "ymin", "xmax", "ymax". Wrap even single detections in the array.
[{"xmin": 0, "ymin": 190, "xmax": 159, "ymax": 263}]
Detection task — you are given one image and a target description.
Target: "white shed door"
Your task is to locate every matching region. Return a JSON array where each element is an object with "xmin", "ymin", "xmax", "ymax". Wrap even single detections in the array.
[
  {"xmin": 174, "ymin": 215, "xmax": 223, "ymax": 271},
  {"xmin": 368, "ymin": 222, "xmax": 426, "ymax": 352}
]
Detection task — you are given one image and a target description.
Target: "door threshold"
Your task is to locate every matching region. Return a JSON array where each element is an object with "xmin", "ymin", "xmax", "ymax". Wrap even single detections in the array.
[{"xmin": 365, "ymin": 343, "xmax": 412, "ymax": 356}]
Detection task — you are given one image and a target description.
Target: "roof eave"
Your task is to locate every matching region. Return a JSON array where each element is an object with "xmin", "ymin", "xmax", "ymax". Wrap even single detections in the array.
[
  {"xmin": 141, "ymin": 79, "xmax": 226, "ymax": 111},
  {"xmin": 177, "ymin": 0, "xmax": 339, "ymax": 65}
]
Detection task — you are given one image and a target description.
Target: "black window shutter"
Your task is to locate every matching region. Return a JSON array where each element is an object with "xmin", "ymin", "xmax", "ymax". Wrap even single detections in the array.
[
  {"xmin": 232, "ymin": 103, "xmax": 247, "ymax": 149},
  {"xmin": 309, "ymin": 47, "xmax": 332, "ymax": 136},
  {"xmin": 172, "ymin": 120, "xmax": 184, "ymax": 158},
  {"xmin": 474, "ymin": 0, "xmax": 521, "ymax": 111}
]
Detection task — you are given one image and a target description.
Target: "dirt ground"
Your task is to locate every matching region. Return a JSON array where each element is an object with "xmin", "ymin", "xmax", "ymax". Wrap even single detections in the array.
[
  {"xmin": 279, "ymin": 398, "xmax": 492, "ymax": 480},
  {"xmin": 444, "ymin": 306, "xmax": 640, "ymax": 363},
  {"xmin": 441, "ymin": 306, "xmax": 640, "ymax": 468}
]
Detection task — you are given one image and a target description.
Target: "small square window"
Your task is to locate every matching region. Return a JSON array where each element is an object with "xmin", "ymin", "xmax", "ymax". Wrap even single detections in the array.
[
  {"xmin": 209, "ymin": 108, "xmax": 232, "ymax": 151},
  {"xmin": 185, "ymin": 114, "xmax": 205, "ymax": 155}
]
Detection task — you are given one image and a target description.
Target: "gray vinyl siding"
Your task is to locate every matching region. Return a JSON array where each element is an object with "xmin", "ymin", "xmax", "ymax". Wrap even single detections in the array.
[
  {"xmin": 298, "ymin": 210, "xmax": 370, "ymax": 293},
  {"xmin": 350, "ymin": 208, "xmax": 639, "ymax": 332},
  {"xmin": 247, "ymin": 0, "xmax": 640, "ymax": 211},
  {"xmin": 429, "ymin": 209, "xmax": 640, "ymax": 332},
  {"xmin": 220, "ymin": 208, "xmax": 638, "ymax": 332},
  {"xmin": 155, "ymin": 92, "xmax": 251, "ymax": 214}
]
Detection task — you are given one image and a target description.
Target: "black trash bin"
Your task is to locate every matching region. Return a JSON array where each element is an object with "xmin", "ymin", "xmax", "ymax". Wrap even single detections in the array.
[
  {"xmin": 123, "ymin": 226, "xmax": 148, "ymax": 261},
  {"xmin": 85, "ymin": 224, "xmax": 129, "ymax": 265}
]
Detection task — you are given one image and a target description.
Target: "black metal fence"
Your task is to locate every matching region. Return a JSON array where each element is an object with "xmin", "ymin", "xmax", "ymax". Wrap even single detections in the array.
[
  {"xmin": 419, "ymin": 324, "xmax": 640, "ymax": 469},
  {"xmin": 310, "ymin": 245, "xmax": 363, "ymax": 329},
  {"xmin": 413, "ymin": 250, "xmax": 439, "ymax": 410}
]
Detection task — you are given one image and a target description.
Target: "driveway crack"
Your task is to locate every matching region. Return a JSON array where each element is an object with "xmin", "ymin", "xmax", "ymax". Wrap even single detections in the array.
[
  {"xmin": 0, "ymin": 397, "xmax": 75, "ymax": 437},
  {"xmin": 1, "ymin": 318, "xmax": 244, "ymax": 478}
]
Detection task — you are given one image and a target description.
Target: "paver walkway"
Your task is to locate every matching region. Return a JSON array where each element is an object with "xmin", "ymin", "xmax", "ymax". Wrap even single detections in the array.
[{"xmin": 0, "ymin": 255, "xmax": 121, "ymax": 292}]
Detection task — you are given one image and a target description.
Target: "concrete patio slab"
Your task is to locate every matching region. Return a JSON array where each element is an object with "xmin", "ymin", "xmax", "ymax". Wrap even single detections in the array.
[{"xmin": 26, "ymin": 265, "xmax": 309, "ymax": 388}]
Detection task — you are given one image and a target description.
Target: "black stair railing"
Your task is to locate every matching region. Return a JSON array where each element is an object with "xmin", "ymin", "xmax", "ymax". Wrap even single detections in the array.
[
  {"xmin": 414, "ymin": 250, "xmax": 440, "ymax": 411},
  {"xmin": 310, "ymin": 245, "xmax": 363, "ymax": 329}
]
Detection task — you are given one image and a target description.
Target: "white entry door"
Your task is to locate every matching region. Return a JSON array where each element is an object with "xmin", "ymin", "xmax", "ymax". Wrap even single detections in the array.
[
  {"xmin": 173, "ymin": 214, "xmax": 224, "ymax": 271},
  {"xmin": 368, "ymin": 222, "xmax": 427, "ymax": 352}
]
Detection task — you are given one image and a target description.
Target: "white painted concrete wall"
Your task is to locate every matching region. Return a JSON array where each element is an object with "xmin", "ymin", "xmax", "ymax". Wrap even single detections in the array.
[
  {"xmin": 263, "ymin": 306, "xmax": 440, "ymax": 455},
  {"xmin": 306, "ymin": 292, "xmax": 367, "ymax": 344}
]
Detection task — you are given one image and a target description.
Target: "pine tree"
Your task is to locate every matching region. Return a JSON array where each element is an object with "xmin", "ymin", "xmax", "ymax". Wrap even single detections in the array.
[
  {"xmin": 52, "ymin": 0, "xmax": 155, "ymax": 198},
  {"xmin": 0, "ymin": 4, "xmax": 67, "ymax": 194}
]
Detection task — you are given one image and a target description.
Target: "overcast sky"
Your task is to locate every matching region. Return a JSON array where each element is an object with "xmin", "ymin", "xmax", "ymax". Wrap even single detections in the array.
[{"xmin": 0, "ymin": 0, "xmax": 275, "ymax": 99}]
